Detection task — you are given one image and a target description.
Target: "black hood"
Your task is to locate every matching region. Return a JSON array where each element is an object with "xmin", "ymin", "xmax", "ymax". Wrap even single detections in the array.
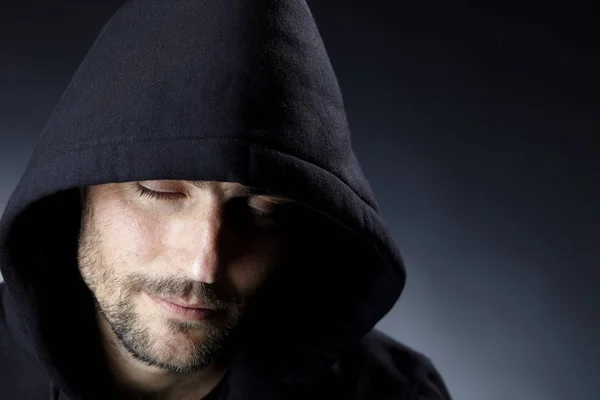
[{"xmin": 0, "ymin": 0, "xmax": 406, "ymax": 398}]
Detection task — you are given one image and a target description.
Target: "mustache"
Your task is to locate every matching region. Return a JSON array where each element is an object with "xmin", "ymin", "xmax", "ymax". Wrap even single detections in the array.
[{"xmin": 124, "ymin": 273, "xmax": 242, "ymax": 311}]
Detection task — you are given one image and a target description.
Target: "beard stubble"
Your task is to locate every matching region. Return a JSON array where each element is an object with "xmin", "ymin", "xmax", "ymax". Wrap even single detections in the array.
[{"xmin": 76, "ymin": 203, "xmax": 246, "ymax": 374}]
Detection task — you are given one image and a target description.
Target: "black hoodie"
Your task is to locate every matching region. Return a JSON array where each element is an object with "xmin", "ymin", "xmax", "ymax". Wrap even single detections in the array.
[{"xmin": 0, "ymin": 1, "xmax": 452, "ymax": 399}]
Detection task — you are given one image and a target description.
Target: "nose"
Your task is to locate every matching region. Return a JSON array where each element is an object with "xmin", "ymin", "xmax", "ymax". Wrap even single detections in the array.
[{"xmin": 187, "ymin": 205, "xmax": 225, "ymax": 284}]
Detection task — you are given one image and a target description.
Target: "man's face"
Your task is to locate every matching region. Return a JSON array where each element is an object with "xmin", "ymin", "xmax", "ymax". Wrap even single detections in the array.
[{"xmin": 77, "ymin": 180, "xmax": 291, "ymax": 373}]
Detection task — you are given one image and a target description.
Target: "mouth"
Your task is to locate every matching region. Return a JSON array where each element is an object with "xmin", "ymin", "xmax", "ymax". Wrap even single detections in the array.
[{"xmin": 146, "ymin": 293, "xmax": 217, "ymax": 321}]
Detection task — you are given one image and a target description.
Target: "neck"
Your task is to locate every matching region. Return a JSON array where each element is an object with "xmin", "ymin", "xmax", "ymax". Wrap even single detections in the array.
[{"xmin": 97, "ymin": 315, "xmax": 227, "ymax": 400}]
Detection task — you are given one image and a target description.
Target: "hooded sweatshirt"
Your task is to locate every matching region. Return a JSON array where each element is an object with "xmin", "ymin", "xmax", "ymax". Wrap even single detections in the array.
[{"xmin": 0, "ymin": 1, "xmax": 452, "ymax": 399}]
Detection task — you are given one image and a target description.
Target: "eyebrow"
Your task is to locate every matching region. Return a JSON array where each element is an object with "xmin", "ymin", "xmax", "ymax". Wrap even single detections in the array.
[
  {"xmin": 185, "ymin": 180, "xmax": 214, "ymax": 190},
  {"xmin": 184, "ymin": 180, "xmax": 285, "ymax": 200}
]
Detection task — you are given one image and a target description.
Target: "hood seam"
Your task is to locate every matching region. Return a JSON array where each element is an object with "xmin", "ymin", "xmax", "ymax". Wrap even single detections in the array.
[{"xmin": 30, "ymin": 135, "xmax": 379, "ymax": 214}]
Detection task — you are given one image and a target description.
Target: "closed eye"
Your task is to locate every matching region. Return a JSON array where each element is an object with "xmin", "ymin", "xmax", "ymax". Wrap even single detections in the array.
[
  {"xmin": 134, "ymin": 183, "xmax": 293, "ymax": 227},
  {"xmin": 249, "ymin": 207, "xmax": 271, "ymax": 217},
  {"xmin": 135, "ymin": 184, "xmax": 185, "ymax": 200},
  {"xmin": 136, "ymin": 184, "xmax": 278, "ymax": 217}
]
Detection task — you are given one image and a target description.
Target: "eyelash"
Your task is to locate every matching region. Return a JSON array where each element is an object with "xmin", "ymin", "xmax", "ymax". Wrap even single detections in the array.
[
  {"xmin": 134, "ymin": 184, "xmax": 275, "ymax": 219},
  {"xmin": 135, "ymin": 184, "xmax": 184, "ymax": 200}
]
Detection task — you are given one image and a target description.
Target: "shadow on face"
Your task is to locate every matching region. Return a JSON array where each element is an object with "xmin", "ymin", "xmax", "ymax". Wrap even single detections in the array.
[{"xmin": 76, "ymin": 180, "xmax": 299, "ymax": 372}]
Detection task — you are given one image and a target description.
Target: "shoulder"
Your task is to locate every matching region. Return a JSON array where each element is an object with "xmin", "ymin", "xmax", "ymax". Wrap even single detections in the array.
[
  {"xmin": 330, "ymin": 329, "xmax": 452, "ymax": 400},
  {"xmin": 0, "ymin": 282, "xmax": 51, "ymax": 398}
]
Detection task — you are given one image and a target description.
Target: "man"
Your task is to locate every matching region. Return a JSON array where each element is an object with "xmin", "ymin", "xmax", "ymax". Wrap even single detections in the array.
[{"xmin": 0, "ymin": 0, "xmax": 452, "ymax": 399}]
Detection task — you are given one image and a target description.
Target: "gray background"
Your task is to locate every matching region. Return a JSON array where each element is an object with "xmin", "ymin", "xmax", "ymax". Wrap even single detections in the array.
[{"xmin": 1, "ymin": 1, "xmax": 599, "ymax": 399}]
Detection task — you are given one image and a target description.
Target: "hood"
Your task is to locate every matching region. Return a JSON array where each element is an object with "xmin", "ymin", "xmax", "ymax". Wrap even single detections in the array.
[{"xmin": 0, "ymin": 0, "xmax": 406, "ymax": 398}]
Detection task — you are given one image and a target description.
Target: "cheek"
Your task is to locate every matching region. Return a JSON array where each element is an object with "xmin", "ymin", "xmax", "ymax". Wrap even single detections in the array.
[
  {"xmin": 227, "ymin": 235, "xmax": 287, "ymax": 296},
  {"xmin": 95, "ymin": 200, "xmax": 167, "ymax": 268}
]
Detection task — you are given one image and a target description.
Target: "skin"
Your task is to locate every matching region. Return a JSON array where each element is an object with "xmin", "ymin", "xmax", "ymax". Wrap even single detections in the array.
[{"xmin": 76, "ymin": 180, "xmax": 293, "ymax": 400}]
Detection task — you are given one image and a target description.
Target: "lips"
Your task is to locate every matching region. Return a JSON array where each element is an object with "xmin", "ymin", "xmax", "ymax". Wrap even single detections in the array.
[
  {"xmin": 146, "ymin": 293, "xmax": 216, "ymax": 321},
  {"xmin": 156, "ymin": 297, "xmax": 209, "ymax": 309}
]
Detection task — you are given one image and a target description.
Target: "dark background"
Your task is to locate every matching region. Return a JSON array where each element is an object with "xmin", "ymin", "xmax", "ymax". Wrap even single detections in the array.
[{"xmin": 1, "ymin": 1, "xmax": 598, "ymax": 399}]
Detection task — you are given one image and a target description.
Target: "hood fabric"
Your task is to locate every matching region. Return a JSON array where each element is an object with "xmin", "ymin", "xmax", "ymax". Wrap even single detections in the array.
[{"xmin": 0, "ymin": 0, "xmax": 406, "ymax": 399}]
